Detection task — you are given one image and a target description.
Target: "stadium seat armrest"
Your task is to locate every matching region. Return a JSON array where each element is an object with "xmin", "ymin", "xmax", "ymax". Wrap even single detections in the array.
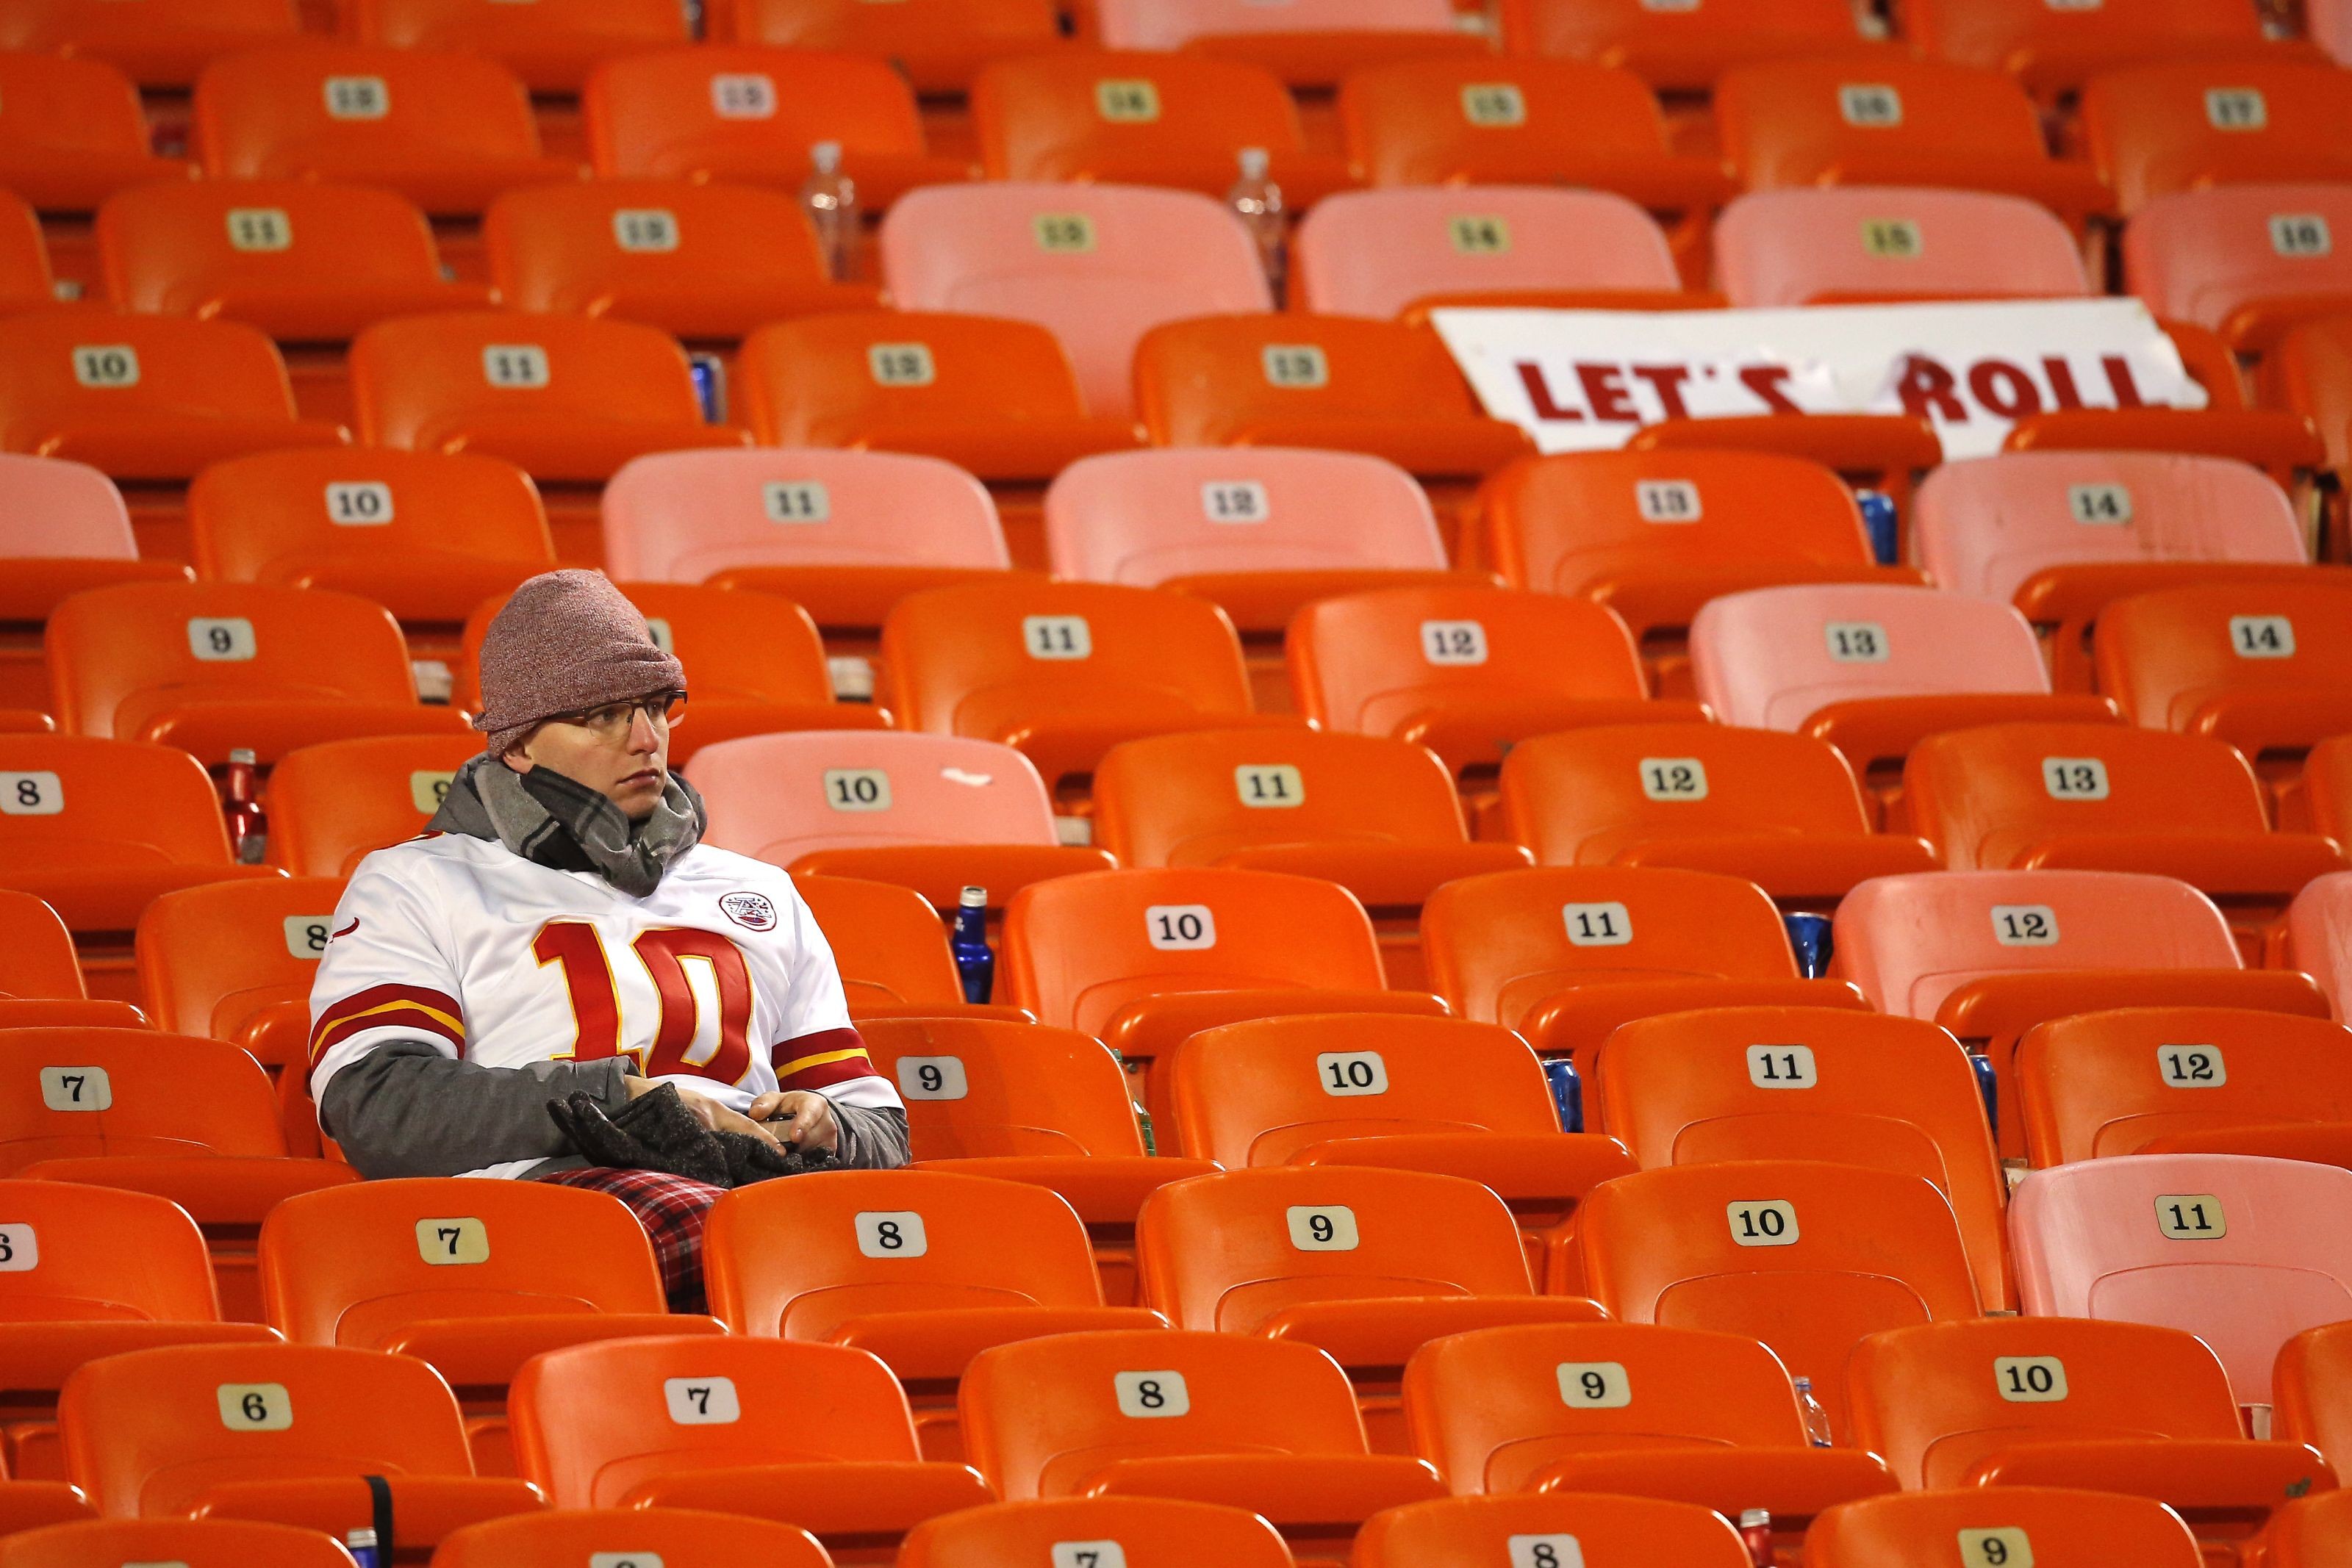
[
  {"xmin": 833, "ymin": 417, "xmax": 1142, "ymax": 483},
  {"xmin": 1932, "ymin": 970, "xmax": 2333, "ymax": 1049},
  {"xmin": 2187, "ymin": 691, "xmax": 2352, "ymax": 761},
  {"xmin": 1530, "ymin": 1446, "xmax": 1898, "ymax": 1516},
  {"xmin": 1802, "ymin": 694, "xmax": 2121, "ymax": 780},
  {"xmin": 1962, "ymin": 1438, "xmax": 2335, "ymax": 1511},
  {"xmin": 2014, "ymin": 831, "xmax": 2346, "ymax": 896},
  {"xmin": 381, "ymin": 1314, "xmax": 725, "ymax": 1390},
  {"xmin": 828, "ymin": 1305, "xmax": 1169, "ymax": 1384},
  {"xmin": 1100, "ymin": 990, "xmax": 1449, "ymax": 1068},
  {"xmin": 0, "ymin": 558, "xmax": 190, "ymax": 620},
  {"xmin": 430, "ymin": 415, "xmax": 752, "ymax": 482},
  {"xmin": 1517, "ymin": 978, "xmax": 1869, "ymax": 1065},
  {"xmin": 907, "ymin": 1156, "xmax": 1221, "ymax": 1224},
  {"xmin": 1397, "ymin": 698, "xmax": 1713, "ymax": 780},
  {"xmin": 0, "ymin": 1323, "xmax": 280, "ymax": 1398},
  {"xmin": 1078, "ymin": 1453, "xmax": 1446, "ymax": 1524},
  {"xmin": 135, "ymin": 702, "xmax": 476, "ymax": 766},
  {"xmin": 786, "ymin": 845, "xmax": 1117, "ymax": 910},
  {"xmin": 1208, "ymin": 842, "xmax": 1535, "ymax": 909},
  {"xmin": 1230, "ymin": 414, "xmax": 1535, "ymax": 478},
  {"xmin": 620, "ymin": 1461, "xmax": 992, "ymax": 1533},
  {"xmin": 0, "ymin": 1481, "xmax": 93, "ymax": 1534},
  {"xmin": 189, "ymin": 1476, "xmax": 545, "ymax": 1543},
  {"xmin": 233, "ymin": 996, "xmax": 320, "ymax": 1072},
  {"xmin": 15, "ymin": 1155, "xmax": 362, "ymax": 1225},
  {"xmin": 2137, "ymin": 1121, "xmax": 2352, "ymax": 1166},
  {"xmin": 2223, "ymin": 293, "xmax": 2352, "ymax": 358},
  {"xmin": 1627, "ymin": 413, "xmax": 1942, "ymax": 483},
  {"xmin": 2012, "ymin": 564, "xmax": 2348, "ymax": 630},
  {"xmin": 1588, "ymin": 565, "xmax": 1928, "ymax": 644},
  {"xmin": 2005, "ymin": 410, "xmax": 2327, "ymax": 477},
  {"xmin": 1257, "ymin": 1295, "xmax": 1608, "ymax": 1370},
  {"xmin": 1161, "ymin": 569, "xmax": 1496, "ymax": 634},
  {"xmin": 705, "ymin": 565, "xmax": 1023, "ymax": 630},
  {"xmin": 1613, "ymin": 831, "xmax": 1941, "ymax": 899},
  {"xmin": 40, "ymin": 417, "xmax": 348, "ymax": 480},
  {"xmin": 1287, "ymin": 1132, "xmax": 1636, "ymax": 1204}
]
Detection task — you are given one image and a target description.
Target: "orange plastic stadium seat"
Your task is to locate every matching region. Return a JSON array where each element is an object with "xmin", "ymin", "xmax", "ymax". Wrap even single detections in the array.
[
  {"xmin": 0, "ymin": 454, "xmax": 187, "ymax": 697},
  {"xmin": 1497, "ymin": 0, "xmax": 1879, "ymax": 93},
  {"xmin": 695, "ymin": 732, "xmax": 1113, "ymax": 909},
  {"xmin": 0, "ymin": 0, "xmax": 298, "ymax": 89},
  {"xmin": 2293, "ymin": 738, "xmax": 2352, "ymax": 848},
  {"xmin": 483, "ymin": 180, "xmax": 878, "ymax": 343},
  {"xmin": 881, "ymin": 184, "xmax": 1272, "ymax": 423},
  {"xmin": 133, "ymin": 876, "xmax": 347, "ymax": 1073},
  {"xmin": 2262, "ymin": 1491, "xmax": 2352, "ymax": 1568},
  {"xmin": 458, "ymin": 581, "xmax": 883, "ymax": 765},
  {"xmin": 2280, "ymin": 1320, "xmax": 2352, "ymax": 1477},
  {"xmin": 1808, "ymin": 1489, "xmax": 2206, "ymax": 1568},
  {"xmin": 972, "ymin": 53, "xmax": 1351, "ymax": 203},
  {"xmin": 96, "ymin": 180, "xmax": 485, "ymax": 344},
  {"xmin": 878, "ymin": 580, "xmax": 1269, "ymax": 799},
  {"xmin": 1904, "ymin": 722, "xmax": 2342, "ymax": 946},
  {"xmin": 703, "ymin": 1168, "xmax": 1158, "ymax": 1453},
  {"xmin": 1292, "ymin": 188, "xmax": 1689, "ymax": 320},
  {"xmin": 2019, "ymin": 1006, "xmax": 2352, "ymax": 1170},
  {"xmin": 1359, "ymin": 1495, "xmax": 1754, "ymax": 1568},
  {"xmin": 1715, "ymin": 59, "xmax": 2111, "ymax": 223},
  {"xmin": 858, "ymin": 1015, "xmax": 1217, "ymax": 1303},
  {"xmin": 0, "ymin": 736, "xmax": 282, "ymax": 942},
  {"xmin": 1912, "ymin": 450, "xmax": 2316, "ymax": 691},
  {"xmin": 1135, "ymin": 1166, "xmax": 1605, "ymax": 1444},
  {"xmin": 2012, "ymin": 1151, "xmax": 2352, "ymax": 1406},
  {"xmin": 0, "ymin": 1182, "xmax": 276, "ymax": 1482},
  {"xmin": 1907, "ymin": 0, "xmax": 2290, "ymax": 98},
  {"xmin": 2090, "ymin": 582, "xmax": 2352, "ymax": 777},
  {"xmin": 193, "ymin": 43, "xmax": 580, "ymax": 217},
  {"xmin": 1162, "ymin": 1013, "xmax": 1634, "ymax": 1292},
  {"xmin": 1494, "ymin": 724, "xmax": 1939, "ymax": 902},
  {"xmin": 899, "ymin": 1496, "xmax": 1294, "ymax": 1568},
  {"xmin": 1481, "ymin": 450, "xmax": 1915, "ymax": 667},
  {"xmin": 60, "ymin": 1342, "xmax": 538, "ymax": 1537},
  {"xmin": 2080, "ymin": 61, "xmax": 2352, "ymax": 217},
  {"xmin": 1287, "ymin": 587, "xmax": 1701, "ymax": 785},
  {"xmin": 0, "ymin": 195, "xmax": 58, "ymax": 320},
  {"xmin": 434, "ymin": 1510, "xmax": 833, "ymax": 1568},
  {"xmin": 2127, "ymin": 184, "xmax": 2352, "ymax": 357},
  {"xmin": 737, "ymin": 312, "xmax": 1140, "ymax": 491},
  {"xmin": 0, "ymin": 54, "xmax": 192, "ymax": 214},
  {"xmin": 1578, "ymin": 1159, "xmax": 1982, "ymax": 1441},
  {"xmin": 1338, "ymin": 58, "xmax": 1732, "ymax": 217},
  {"xmin": 601, "ymin": 447, "xmax": 1012, "ymax": 636},
  {"xmin": 509, "ymin": 1335, "xmax": 993, "ymax": 1550},
  {"xmin": 2270, "ymin": 305, "xmax": 2352, "ymax": 489},
  {"xmin": 959, "ymin": 1329, "xmax": 1444, "ymax": 1558},
  {"xmin": 1041, "ymin": 447, "xmax": 1460, "ymax": 640},
  {"xmin": 1594, "ymin": 1007, "xmax": 2008, "ymax": 1307},
  {"xmin": 0, "ymin": 1518, "xmax": 370, "ymax": 1568},
  {"xmin": 1690, "ymin": 584, "xmax": 2114, "ymax": 792},
  {"xmin": 581, "ymin": 46, "xmax": 969, "ymax": 208},
  {"xmin": 0, "ymin": 889, "xmax": 148, "ymax": 1029},
  {"xmin": 792, "ymin": 872, "xmax": 978, "ymax": 1020},
  {"xmin": 349, "ymin": 311, "xmax": 747, "ymax": 485},
  {"xmin": 1131, "ymin": 316, "xmax": 1534, "ymax": 486},
  {"xmin": 47, "ymin": 580, "xmax": 470, "ymax": 766},
  {"xmin": 0, "ymin": 311, "xmax": 343, "ymax": 483},
  {"xmin": 262, "ymin": 735, "xmax": 484, "ymax": 878},
  {"xmin": 1422, "ymin": 865, "xmax": 1866, "ymax": 1062},
  {"xmin": 1713, "ymin": 187, "xmax": 2093, "ymax": 309},
  {"xmin": 706, "ymin": 0, "xmax": 1058, "ymax": 96},
  {"xmin": 1003, "ymin": 866, "xmax": 1444, "ymax": 1084},
  {"xmin": 343, "ymin": 0, "xmax": 686, "ymax": 93},
  {"xmin": 1092, "ymin": 0, "xmax": 1474, "ymax": 88},
  {"xmin": 259, "ymin": 1179, "xmax": 719, "ymax": 1439},
  {"xmin": 1400, "ymin": 1321, "xmax": 1897, "ymax": 1542},
  {"xmin": 1832, "ymin": 868, "xmax": 2329, "ymax": 1157},
  {"xmin": 187, "ymin": 449, "xmax": 553, "ymax": 639}
]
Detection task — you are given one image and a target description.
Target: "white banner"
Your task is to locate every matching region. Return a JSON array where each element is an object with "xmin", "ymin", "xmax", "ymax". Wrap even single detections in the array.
[{"xmin": 1430, "ymin": 299, "xmax": 2206, "ymax": 460}]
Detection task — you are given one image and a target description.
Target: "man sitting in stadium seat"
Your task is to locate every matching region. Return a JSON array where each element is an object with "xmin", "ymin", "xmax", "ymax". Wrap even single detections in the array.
[{"xmin": 306, "ymin": 569, "xmax": 907, "ymax": 1309}]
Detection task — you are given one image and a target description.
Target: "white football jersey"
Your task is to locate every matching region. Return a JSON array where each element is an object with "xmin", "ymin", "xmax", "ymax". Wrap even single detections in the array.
[{"xmin": 309, "ymin": 831, "xmax": 899, "ymax": 1179}]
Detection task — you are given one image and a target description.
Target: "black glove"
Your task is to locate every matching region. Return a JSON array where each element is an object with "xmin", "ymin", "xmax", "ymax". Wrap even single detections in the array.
[{"xmin": 548, "ymin": 1084, "xmax": 833, "ymax": 1187}]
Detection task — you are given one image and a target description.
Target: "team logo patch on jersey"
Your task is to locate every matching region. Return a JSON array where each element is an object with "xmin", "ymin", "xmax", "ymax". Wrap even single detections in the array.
[{"xmin": 720, "ymin": 891, "xmax": 778, "ymax": 932}]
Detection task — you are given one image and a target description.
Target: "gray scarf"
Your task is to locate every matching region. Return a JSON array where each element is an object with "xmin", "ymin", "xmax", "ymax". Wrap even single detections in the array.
[{"xmin": 428, "ymin": 754, "xmax": 708, "ymax": 898}]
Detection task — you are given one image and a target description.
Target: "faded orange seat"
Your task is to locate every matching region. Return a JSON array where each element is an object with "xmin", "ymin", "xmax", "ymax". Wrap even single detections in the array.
[
  {"xmin": 1091, "ymin": 0, "xmax": 1477, "ymax": 89},
  {"xmin": 1713, "ymin": 187, "xmax": 2092, "ymax": 309},
  {"xmin": 0, "ymin": 453, "xmax": 188, "ymax": 657},
  {"xmin": 0, "ymin": 54, "xmax": 191, "ymax": 213},
  {"xmin": 2126, "ymin": 184, "xmax": 2352, "ymax": 356},
  {"xmin": 343, "ymin": 0, "xmax": 686, "ymax": 93}
]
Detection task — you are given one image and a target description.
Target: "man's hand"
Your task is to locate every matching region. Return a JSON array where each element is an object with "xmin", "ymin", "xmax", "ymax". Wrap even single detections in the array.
[
  {"xmin": 625, "ymin": 1076, "xmax": 785, "ymax": 1151},
  {"xmin": 747, "ymin": 1089, "xmax": 840, "ymax": 1152}
]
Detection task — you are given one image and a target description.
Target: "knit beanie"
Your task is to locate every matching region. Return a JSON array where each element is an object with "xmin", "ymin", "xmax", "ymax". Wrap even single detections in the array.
[{"xmin": 472, "ymin": 570, "xmax": 687, "ymax": 755}]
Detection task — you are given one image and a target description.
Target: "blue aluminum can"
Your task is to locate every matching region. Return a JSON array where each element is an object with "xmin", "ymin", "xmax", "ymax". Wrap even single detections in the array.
[
  {"xmin": 1856, "ymin": 488, "xmax": 1901, "ymax": 566},
  {"xmin": 1541, "ymin": 1057, "xmax": 1582, "ymax": 1133}
]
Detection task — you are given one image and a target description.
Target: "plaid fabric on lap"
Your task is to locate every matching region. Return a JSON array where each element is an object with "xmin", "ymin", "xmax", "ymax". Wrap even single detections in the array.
[{"xmin": 534, "ymin": 1165, "xmax": 728, "ymax": 1313}]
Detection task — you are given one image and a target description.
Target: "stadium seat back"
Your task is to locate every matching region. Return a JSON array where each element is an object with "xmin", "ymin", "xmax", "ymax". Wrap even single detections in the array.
[
  {"xmin": 2125, "ymin": 184, "xmax": 2352, "ymax": 343},
  {"xmin": 960, "ymin": 1328, "xmax": 1371, "ymax": 1498},
  {"xmin": 2286, "ymin": 871, "xmax": 2352, "ymax": 1021},
  {"xmin": 707, "ymin": 0, "xmax": 1059, "ymax": 95},
  {"xmin": 0, "ymin": 736, "xmax": 256, "ymax": 934},
  {"xmin": 193, "ymin": 43, "xmax": 570, "ymax": 215},
  {"xmin": 1496, "ymin": 0, "xmax": 1871, "ymax": 93},
  {"xmin": 431, "ymin": 1509, "xmax": 831, "ymax": 1568},
  {"xmin": 1807, "ymin": 1489, "xmax": 2204, "ymax": 1568},
  {"xmin": 0, "ymin": 1518, "xmax": 359, "ymax": 1568},
  {"xmin": 695, "ymin": 732, "xmax": 1059, "ymax": 868},
  {"xmin": 2012, "ymin": 1151, "xmax": 2352, "ymax": 1401},
  {"xmin": 860, "ymin": 1016, "xmax": 1148, "ymax": 1160},
  {"xmin": 0, "ymin": 454, "xmax": 137, "ymax": 572},
  {"xmin": 1424, "ymin": 866, "xmax": 1799, "ymax": 1029},
  {"xmin": 265, "ymin": 735, "xmax": 484, "ymax": 878},
  {"xmin": 509, "ymin": 1336, "xmax": 926, "ymax": 1507},
  {"xmin": 1913, "ymin": 450, "xmax": 2307, "ymax": 603},
  {"xmin": 1138, "ymin": 1165, "xmax": 1533, "ymax": 1332},
  {"xmin": 1402, "ymin": 1320, "xmax": 1815, "ymax": 1494},
  {"xmin": 1003, "ymin": 868, "xmax": 1385, "ymax": 1038},
  {"xmin": 133, "ymin": 876, "xmax": 343, "ymax": 1057},
  {"xmin": 0, "ymin": 1027, "xmax": 284, "ymax": 1172},
  {"xmin": 880, "ymin": 183, "xmax": 1272, "ymax": 420},
  {"xmin": 2093, "ymin": 581, "xmax": 2352, "ymax": 735},
  {"xmin": 1713, "ymin": 187, "xmax": 2090, "ymax": 309},
  {"xmin": 0, "ymin": 891, "xmax": 88, "ymax": 1002},
  {"xmin": 584, "ymin": 44, "xmax": 933, "ymax": 187},
  {"xmin": 259, "ymin": 1179, "xmax": 667, "ymax": 1348},
  {"xmin": 0, "ymin": 53, "xmax": 186, "ymax": 213},
  {"xmin": 2082, "ymin": 61, "xmax": 2352, "ymax": 213},
  {"xmin": 1849, "ymin": 1317, "xmax": 2251, "ymax": 1491},
  {"xmin": 96, "ymin": 179, "xmax": 467, "ymax": 342},
  {"xmin": 1577, "ymin": 1159, "xmax": 1981, "ymax": 1434},
  {"xmin": 1169, "ymin": 1013, "xmax": 1559, "ymax": 1168},
  {"xmin": 2272, "ymin": 310, "xmax": 2352, "ymax": 474},
  {"xmin": 971, "ymin": 52, "xmax": 1316, "ymax": 190},
  {"xmin": 344, "ymin": 0, "xmax": 687, "ymax": 93},
  {"xmin": 1291, "ymin": 187, "xmax": 1679, "ymax": 318},
  {"xmin": 1831, "ymin": 868, "xmax": 2242, "ymax": 1021},
  {"xmin": 1596, "ymin": 1007, "xmax": 2009, "ymax": 1307},
  {"xmin": 1691, "ymin": 583, "xmax": 2051, "ymax": 731},
  {"xmin": 1337, "ymin": 57, "xmax": 1685, "ymax": 186},
  {"xmin": 1715, "ymin": 58, "xmax": 2072, "ymax": 189},
  {"xmin": 1907, "ymin": 0, "xmax": 2269, "ymax": 85},
  {"xmin": 1485, "ymin": 449, "xmax": 1872, "ymax": 597},
  {"xmin": 0, "ymin": 0, "xmax": 299, "ymax": 89},
  {"xmin": 2279, "ymin": 1321, "xmax": 2352, "ymax": 1476},
  {"xmin": 0, "ymin": 1179, "xmax": 226, "ymax": 1323},
  {"xmin": 899, "ymin": 1496, "xmax": 1295, "ymax": 1568},
  {"xmin": 792, "ymin": 873, "xmax": 967, "ymax": 1014},
  {"xmin": 1357, "ymin": 1494, "xmax": 1753, "ymax": 1568}
]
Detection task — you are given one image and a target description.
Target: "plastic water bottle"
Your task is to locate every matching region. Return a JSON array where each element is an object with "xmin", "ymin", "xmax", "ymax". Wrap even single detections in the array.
[
  {"xmin": 1782, "ymin": 912, "xmax": 1835, "ymax": 979},
  {"xmin": 800, "ymin": 140, "xmax": 858, "ymax": 281},
  {"xmin": 950, "ymin": 885, "xmax": 994, "ymax": 1004},
  {"xmin": 1794, "ymin": 1375, "xmax": 1835, "ymax": 1447},
  {"xmin": 1541, "ymin": 1057, "xmax": 1582, "ymax": 1133},
  {"xmin": 1856, "ymin": 489, "xmax": 1900, "ymax": 566},
  {"xmin": 343, "ymin": 1528, "xmax": 381, "ymax": 1568},
  {"xmin": 1970, "ymin": 1051, "xmax": 2000, "ymax": 1138},
  {"xmin": 1737, "ymin": 1508, "xmax": 1774, "ymax": 1568},
  {"xmin": 1225, "ymin": 147, "xmax": 1287, "ymax": 297},
  {"xmin": 223, "ymin": 747, "xmax": 267, "ymax": 864}
]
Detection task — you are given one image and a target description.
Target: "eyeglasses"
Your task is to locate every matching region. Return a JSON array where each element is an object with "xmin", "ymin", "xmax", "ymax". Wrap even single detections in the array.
[{"xmin": 548, "ymin": 692, "xmax": 686, "ymax": 740}]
